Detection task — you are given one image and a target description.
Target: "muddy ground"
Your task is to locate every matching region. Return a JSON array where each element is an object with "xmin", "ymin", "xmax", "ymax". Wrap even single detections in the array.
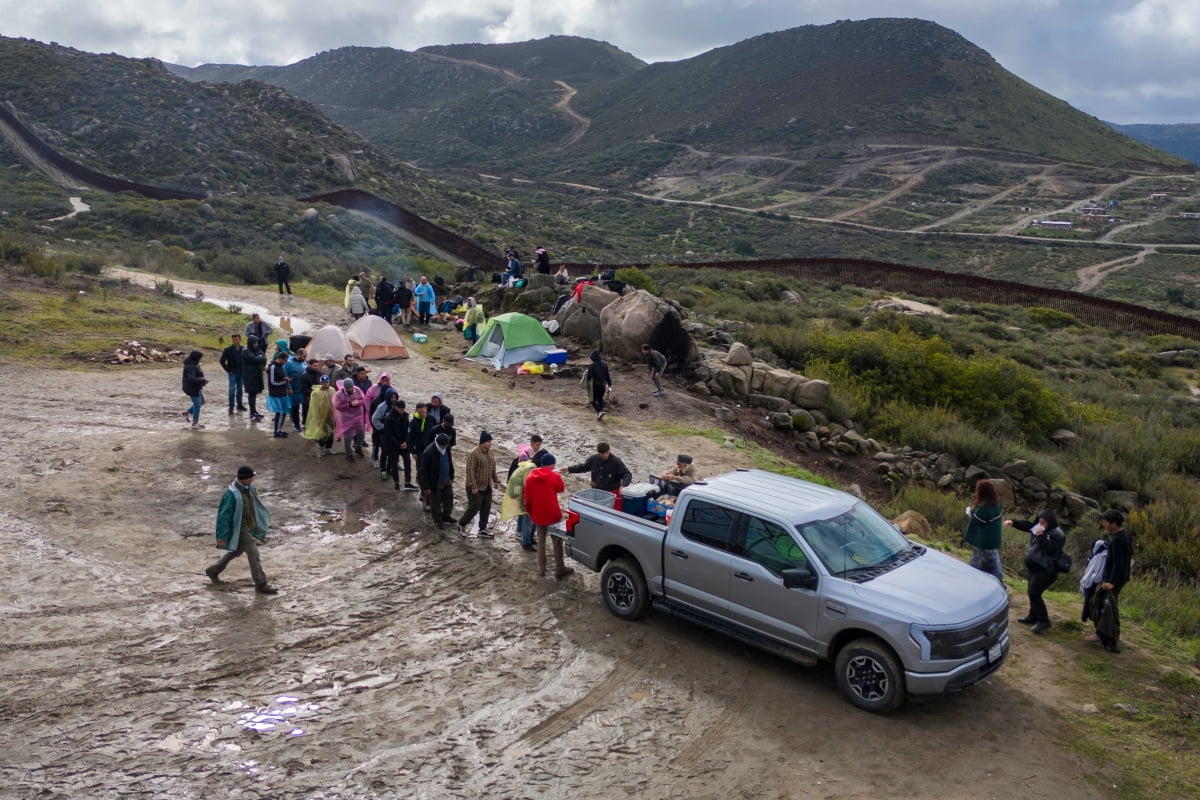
[{"xmin": 0, "ymin": 275, "xmax": 1111, "ymax": 799}]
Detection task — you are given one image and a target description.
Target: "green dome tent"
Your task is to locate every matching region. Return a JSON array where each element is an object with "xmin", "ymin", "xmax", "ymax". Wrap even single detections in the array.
[{"xmin": 465, "ymin": 312, "xmax": 556, "ymax": 368}]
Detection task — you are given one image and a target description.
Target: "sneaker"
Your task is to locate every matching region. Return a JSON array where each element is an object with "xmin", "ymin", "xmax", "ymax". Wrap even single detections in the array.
[
  {"xmin": 205, "ymin": 566, "xmax": 223, "ymax": 584},
  {"xmin": 457, "ymin": 522, "xmax": 467, "ymax": 535},
  {"xmin": 274, "ymin": 431, "xmax": 288, "ymax": 438},
  {"xmin": 393, "ymin": 485, "xmax": 402, "ymax": 493},
  {"xmin": 1030, "ymin": 621, "xmax": 1051, "ymax": 634},
  {"xmin": 236, "ymin": 405, "xmax": 248, "ymax": 412},
  {"xmin": 251, "ymin": 414, "xmax": 265, "ymax": 422},
  {"xmin": 521, "ymin": 543, "xmax": 537, "ymax": 552},
  {"xmin": 477, "ymin": 530, "xmax": 494, "ymax": 539},
  {"xmin": 1016, "ymin": 616, "xmax": 1036, "ymax": 624},
  {"xmin": 346, "ymin": 454, "xmax": 355, "ymax": 462},
  {"xmin": 181, "ymin": 410, "xmax": 190, "ymax": 420},
  {"xmin": 293, "ymin": 426, "xmax": 303, "ymax": 433},
  {"xmin": 597, "ymin": 411, "xmax": 605, "ymax": 420},
  {"xmin": 255, "ymin": 584, "xmax": 279, "ymax": 595},
  {"xmin": 228, "ymin": 407, "xmax": 235, "ymax": 415},
  {"xmin": 355, "ymin": 448, "xmax": 365, "ymax": 457},
  {"xmin": 324, "ymin": 448, "xmax": 336, "ymax": 456},
  {"xmin": 403, "ymin": 483, "xmax": 418, "ymax": 491},
  {"xmin": 191, "ymin": 424, "xmax": 206, "ymax": 430},
  {"xmin": 653, "ymin": 391, "xmax": 663, "ymax": 397},
  {"xmin": 371, "ymin": 460, "xmax": 380, "ymax": 469},
  {"xmin": 380, "ymin": 471, "xmax": 388, "ymax": 481}
]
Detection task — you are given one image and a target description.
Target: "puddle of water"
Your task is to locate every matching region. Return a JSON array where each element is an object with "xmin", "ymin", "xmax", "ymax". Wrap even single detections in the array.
[
  {"xmin": 201, "ymin": 297, "xmax": 313, "ymax": 335},
  {"xmin": 235, "ymin": 698, "xmax": 324, "ymax": 737},
  {"xmin": 314, "ymin": 508, "xmax": 369, "ymax": 535}
]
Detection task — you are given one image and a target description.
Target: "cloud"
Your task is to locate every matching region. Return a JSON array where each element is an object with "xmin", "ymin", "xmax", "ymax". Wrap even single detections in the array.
[{"xmin": 1, "ymin": 0, "xmax": 1199, "ymax": 121}]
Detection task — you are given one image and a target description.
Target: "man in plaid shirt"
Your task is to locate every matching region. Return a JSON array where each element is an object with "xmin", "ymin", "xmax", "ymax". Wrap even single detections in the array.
[{"xmin": 458, "ymin": 430, "xmax": 502, "ymax": 538}]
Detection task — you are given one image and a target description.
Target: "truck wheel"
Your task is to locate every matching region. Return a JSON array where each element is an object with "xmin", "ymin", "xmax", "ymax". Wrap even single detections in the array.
[
  {"xmin": 601, "ymin": 558, "xmax": 649, "ymax": 620},
  {"xmin": 834, "ymin": 638, "xmax": 906, "ymax": 714}
]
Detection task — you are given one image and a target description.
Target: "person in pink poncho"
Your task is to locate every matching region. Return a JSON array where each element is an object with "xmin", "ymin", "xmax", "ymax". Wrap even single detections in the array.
[{"xmin": 332, "ymin": 378, "xmax": 369, "ymax": 462}]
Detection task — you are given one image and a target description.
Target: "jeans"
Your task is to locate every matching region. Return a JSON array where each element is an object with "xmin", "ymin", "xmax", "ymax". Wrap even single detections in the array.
[
  {"xmin": 970, "ymin": 547, "xmax": 1004, "ymax": 583},
  {"xmin": 458, "ymin": 487, "xmax": 493, "ymax": 533},
  {"xmin": 187, "ymin": 393, "xmax": 205, "ymax": 424},
  {"xmin": 209, "ymin": 534, "xmax": 267, "ymax": 587},
  {"xmin": 1027, "ymin": 570, "xmax": 1058, "ymax": 624},
  {"xmin": 517, "ymin": 514, "xmax": 534, "ymax": 547},
  {"xmin": 227, "ymin": 374, "xmax": 244, "ymax": 409}
]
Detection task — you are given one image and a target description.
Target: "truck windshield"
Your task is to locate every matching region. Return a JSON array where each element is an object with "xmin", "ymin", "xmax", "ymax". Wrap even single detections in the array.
[{"xmin": 795, "ymin": 502, "xmax": 911, "ymax": 576}]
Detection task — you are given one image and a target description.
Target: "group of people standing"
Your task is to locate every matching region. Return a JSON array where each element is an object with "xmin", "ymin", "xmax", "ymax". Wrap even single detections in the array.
[{"xmin": 963, "ymin": 478, "xmax": 1133, "ymax": 653}]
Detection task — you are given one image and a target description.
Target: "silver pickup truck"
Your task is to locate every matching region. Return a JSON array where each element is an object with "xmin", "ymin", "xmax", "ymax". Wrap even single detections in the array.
[{"xmin": 564, "ymin": 469, "xmax": 1009, "ymax": 713}]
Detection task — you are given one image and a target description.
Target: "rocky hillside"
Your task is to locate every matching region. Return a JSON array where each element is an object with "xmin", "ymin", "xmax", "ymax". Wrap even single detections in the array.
[{"xmin": 0, "ymin": 36, "xmax": 421, "ymax": 197}]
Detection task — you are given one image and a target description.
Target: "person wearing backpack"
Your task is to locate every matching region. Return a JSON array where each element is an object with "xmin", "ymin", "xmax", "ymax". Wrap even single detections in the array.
[{"xmin": 1005, "ymin": 509, "xmax": 1066, "ymax": 634}]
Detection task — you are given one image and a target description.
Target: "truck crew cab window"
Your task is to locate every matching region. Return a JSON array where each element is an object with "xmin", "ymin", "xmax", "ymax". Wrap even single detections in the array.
[
  {"xmin": 678, "ymin": 499, "xmax": 739, "ymax": 551},
  {"xmin": 739, "ymin": 516, "xmax": 808, "ymax": 575}
]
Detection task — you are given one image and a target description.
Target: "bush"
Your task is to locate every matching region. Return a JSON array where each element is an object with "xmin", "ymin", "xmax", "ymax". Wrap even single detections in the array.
[
  {"xmin": 615, "ymin": 266, "xmax": 656, "ymax": 293},
  {"xmin": 1026, "ymin": 307, "xmax": 1079, "ymax": 329},
  {"xmin": 884, "ymin": 484, "xmax": 966, "ymax": 545},
  {"xmin": 1128, "ymin": 475, "xmax": 1200, "ymax": 581}
]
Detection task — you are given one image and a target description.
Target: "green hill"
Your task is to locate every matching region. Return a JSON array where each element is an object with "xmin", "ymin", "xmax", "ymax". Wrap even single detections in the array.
[
  {"xmin": 417, "ymin": 35, "xmax": 645, "ymax": 85},
  {"xmin": 1109, "ymin": 122, "xmax": 1200, "ymax": 166},
  {"xmin": 573, "ymin": 18, "xmax": 1189, "ymax": 171}
]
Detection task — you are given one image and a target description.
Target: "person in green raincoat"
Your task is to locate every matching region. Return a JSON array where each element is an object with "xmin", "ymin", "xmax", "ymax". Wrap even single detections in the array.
[
  {"xmin": 502, "ymin": 444, "xmax": 537, "ymax": 552},
  {"xmin": 304, "ymin": 375, "xmax": 336, "ymax": 456},
  {"xmin": 205, "ymin": 466, "xmax": 277, "ymax": 594},
  {"xmin": 463, "ymin": 297, "xmax": 486, "ymax": 341}
]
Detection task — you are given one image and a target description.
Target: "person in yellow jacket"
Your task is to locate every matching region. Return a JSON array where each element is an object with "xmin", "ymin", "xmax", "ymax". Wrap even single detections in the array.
[
  {"xmin": 502, "ymin": 444, "xmax": 537, "ymax": 552},
  {"xmin": 463, "ymin": 297, "xmax": 486, "ymax": 341}
]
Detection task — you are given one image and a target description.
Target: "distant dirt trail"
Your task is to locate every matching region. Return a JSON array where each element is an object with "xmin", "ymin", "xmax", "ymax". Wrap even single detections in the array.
[
  {"xmin": 553, "ymin": 80, "xmax": 590, "ymax": 149},
  {"xmin": 913, "ymin": 164, "xmax": 1057, "ymax": 232},
  {"xmin": 1074, "ymin": 247, "xmax": 1154, "ymax": 292}
]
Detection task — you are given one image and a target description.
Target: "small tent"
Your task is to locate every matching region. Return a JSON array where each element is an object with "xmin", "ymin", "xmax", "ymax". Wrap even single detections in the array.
[
  {"xmin": 465, "ymin": 312, "xmax": 557, "ymax": 369},
  {"xmin": 305, "ymin": 324, "xmax": 355, "ymax": 361},
  {"xmin": 347, "ymin": 315, "xmax": 410, "ymax": 359}
]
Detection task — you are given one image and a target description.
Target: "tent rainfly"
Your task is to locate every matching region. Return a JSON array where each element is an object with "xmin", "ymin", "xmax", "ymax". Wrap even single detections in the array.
[
  {"xmin": 464, "ymin": 312, "xmax": 557, "ymax": 368},
  {"xmin": 305, "ymin": 324, "xmax": 355, "ymax": 362},
  {"xmin": 347, "ymin": 315, "xmax": 410, "ymax": 359}
]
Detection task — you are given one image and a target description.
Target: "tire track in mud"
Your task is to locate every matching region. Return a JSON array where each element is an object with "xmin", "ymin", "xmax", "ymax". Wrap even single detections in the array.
[
  {"xmin": 670, "ymin": 670, "xmax": 752, "ymax": 771},
  {"xmin": 506, "ymin": 662, "xmax": 642, "ymax": 752}
]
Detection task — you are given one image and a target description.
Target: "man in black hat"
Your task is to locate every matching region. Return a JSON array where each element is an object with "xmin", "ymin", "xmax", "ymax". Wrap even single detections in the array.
[
  {"xmin": 206, "ymin": 466, "xmax": 278, "ymax": 594},
  {"xmin": 418, "ymin": 432, "xmax": 456, "ymax": 529},
  {"xmin": 458, "ymin": 430, "xmax": 502, "ymax": 537},
  {"xmin": 661, "ymin": 454, "xmax": 696, "ymax": 491}
]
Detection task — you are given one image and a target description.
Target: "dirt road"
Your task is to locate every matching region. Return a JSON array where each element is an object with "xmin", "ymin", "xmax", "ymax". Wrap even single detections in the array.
[{"xmin": 0, "ymin": 276, "xmax": 1111, "ymax": 799}]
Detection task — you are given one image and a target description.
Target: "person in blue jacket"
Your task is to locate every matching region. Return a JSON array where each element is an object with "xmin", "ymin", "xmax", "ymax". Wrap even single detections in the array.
[{"xmin": 414, "ymin": 276, "xmax": 437, "ymax": 325}]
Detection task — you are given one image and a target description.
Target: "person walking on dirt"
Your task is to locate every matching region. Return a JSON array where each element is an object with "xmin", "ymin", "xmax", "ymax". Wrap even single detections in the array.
[
  {"xmin": 964, "ymin": 479, "xmax": 1004, "ymax": 583},
  {"xmin": 266, "ymin": 352, "xmax": 293, "ymax": 438},
  {"xmin": 241, "ymin": 336, "xmax": 267, "ymax": 422},
  {"xmin": 333, "ymin": 378, "xmax": 370, "ymax": 461},
  {"xmin": 219, "ymin": 334, "xmax": 246, "ymax": 414},
  {"xmin": 181, "ymin": 350, "xmax": 208, "ymax": 430},
  {"xmin": 525, "ymin": 453, "xmax": 573, "ymax": 579},
  {"xmin": 273, "ymin": 256, "xmax": 292, "ymax": 295},
  {"xmin": 583, "ymin": 350, "xmax": 612, "ymax": 421},
  {"xmin": 427, "ymin": 392, "xmax": 450, "ymax": 426},
  {"xmin": 562, "ymin": 442, "xmax": 632, "ymax": 492},
  {"xmin": 419, "ymin": 433, "xmax": 456, "ymax": 529},
  {"xmin": 244, "ymin": 313, "xmax": 272, "ymax": 344},
  {"xmin": 330, "ymin": 354, "xmax": 358, "ymax": 386},
  {"xmin": 205, "ymin": 465, "xmax": 278, "ymax": 594},
  {"xmin": 458, "ymin": 430, "xmax": 502, "ymax": 537},
  {"xmin": 376, "ymin": 395, "xmax": 411, "ymax": 491},
  {"xmin": 303, "ymin": 375, "xmax": 336, "ymax": 456},
  {"xmin": 641, "ymin": 343, "xmax": 667, "ymax": 397}
]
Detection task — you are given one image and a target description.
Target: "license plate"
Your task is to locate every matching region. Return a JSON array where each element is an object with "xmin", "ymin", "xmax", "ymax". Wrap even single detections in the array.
[{"xmin": 988, "ymin": 642, "xmax": 1003, "ymax": 663}]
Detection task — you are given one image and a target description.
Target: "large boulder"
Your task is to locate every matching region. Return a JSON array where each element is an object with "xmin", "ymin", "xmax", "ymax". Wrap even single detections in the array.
[
  {"xmin": 558, "ymin": 302, "xmax": 602, "ymax": 342},
  {"xmin": 579, "ymin": 284, "xmax": 620, "ymax": 313},
  {"xmin": 893, "ymin": 510, "xmax": 933, "ymax": 540},
  {"xmin": 600, "ymin": 289, "xmax": 697, "ymax": 365},
  {"xmin": 524, "ymin": 274, "xmax": 557, "ymax": 292},
  {"xmin": 792, "ymin": 379, "xmax": 831, "ymax": 410},
  {"xmin": 726, "ymin": 342, "xmax": 753, "ymax": 366},
  {"xmin": 763, "ymin": 368, "xmax": 804, "ymax": 400},
  {"xmin": 512, "ymin": 286, "xmax": 557, "ymax": 312}
]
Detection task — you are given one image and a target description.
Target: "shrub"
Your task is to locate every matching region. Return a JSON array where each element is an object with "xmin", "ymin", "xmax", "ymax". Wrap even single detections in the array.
[
  {"xmin": 1128, "ymin": 474, "xmax": 1200, "ymax": 581},
  {"xmin": 1026, "ymin": 307, "xmax": 1079, "ymax": 329},
  {"xmin": 615, "ymin": 266, "xmax": 656, "ymax": 293},
  {"xmin": 884, "ymin": 484, "xmax": 966, "ymax": 545}
]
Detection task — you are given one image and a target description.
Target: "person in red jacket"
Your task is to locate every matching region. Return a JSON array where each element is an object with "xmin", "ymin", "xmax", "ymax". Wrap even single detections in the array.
[{"xmin": 524, "ymin": 453, "xmax": 573, "ymax": 579}]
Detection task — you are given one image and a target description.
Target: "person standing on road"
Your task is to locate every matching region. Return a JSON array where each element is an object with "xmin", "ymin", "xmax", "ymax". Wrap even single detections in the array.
[
  {"xmin": 458, "ymin": 430, "xmax": 502, "ymax": 537},
  {"xmin": 330, "ymin": 353, "xmax": 359, "ymax": 386},
  {"xmin": 1006, "ymin": 509, "xmax": 1066, "ymax": 634},
  {"xmin": 244, "ymin": 313, "xmax": 272, "ymax": 344},
  {"xmin": 375, "ymin": 276, "xmax": 396, "ymax": 324},
  {"xmin": 303, "ymin": 375, "xmax": 336, "ymax": 456},
  {"xmin": 503, "ymin": 444, "xmax": 538, "ymax": 552},
  {"xmin": 219, "ymin": 334, "xmax": 246, "ymax": 414},
  {"xmin": 205, "ymin": 466, "xmax": 278, "ymax": 594},
  {"xmin": 348, "ymin": 284, "xmax": 368, "ymax": 320},
  {"xmin": 273, "ymin": 256, "xmax": 292, "ymax": 296},
  {"xmin": 427, "ymin": 392, "xmax": 450, "ymax": 426},
  {"xmin": 298, "ymin": 357, "xmax": 323, "ymax": 428},
  {"xmin": 964, "ymin": 479, "xmax": 1004, "ymax": 583},
  {"xmin": 333, "ymin": 378, "xmax": 369, "ymax": 461},
  {"xmin": 181, "ymin": 350, "xmax": 209, "ymax": 430},
  {"xmin": 562, "ymin": 442, "xmax": 632, "ymax": 492},
  {"xmin": 241, "ymin": 336, "xmax": 267, "ymax": 422},
  {"xmin": 283, "ymin": 348, "xmax": 307, "ymax": 433},
  {"xmin": 1092, "ymin": 509, "xmax": 1133, "ymax": 653},
  {"xmin": 640, "ymin": 343, "xmax": 667, "ymax": 397},
  {"xmin": 266, "ymin": 352, "xmax": 293, "ymax": 438},
  {"xmin": 414, "ymin": 276, "xmax": 436, "ymax": 325},
  {"xmin": 525, "ymin": 453, "xmax": 573, "ymax": 579},
  {"xmin": 419, "ymin": 433, "xmax": 456, "ymax": 529},
  {"xmin": 584, "ymin": 350, "xmax": 612, "ymax": 421},
  {"xmin": 377, "ymin": 396, "xmax": 411, "ymax": 491}
]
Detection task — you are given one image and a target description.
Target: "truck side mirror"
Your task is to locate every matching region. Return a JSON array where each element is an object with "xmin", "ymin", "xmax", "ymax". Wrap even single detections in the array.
[{"xmin": 782, "ymin": 566, "xmax": 818, "ymax": 590}]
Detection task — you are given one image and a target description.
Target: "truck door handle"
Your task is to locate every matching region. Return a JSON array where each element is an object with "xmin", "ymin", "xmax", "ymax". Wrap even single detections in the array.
[
  {"xmin": 670, "ymin": 549, "xmax": 689, "ymax": 560},
  {"xmin": 734, "ymin": 572, "xmax": 753, "ymax": 582}
]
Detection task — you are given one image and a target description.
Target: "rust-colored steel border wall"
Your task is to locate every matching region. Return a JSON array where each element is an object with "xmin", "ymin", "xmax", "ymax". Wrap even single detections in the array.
[
  {"xmin": 301, "ymin": 189, "xmax": 506, "ymax": 269},
  {"xmin": 0, "ymin": 101, "xmax": 206, "ymax": 201}
]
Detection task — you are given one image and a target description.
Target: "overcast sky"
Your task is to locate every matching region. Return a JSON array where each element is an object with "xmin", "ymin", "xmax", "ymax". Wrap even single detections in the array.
[{"xmin": 2, "ymin": 0, "xmax": 1198, "ymax": 124}]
